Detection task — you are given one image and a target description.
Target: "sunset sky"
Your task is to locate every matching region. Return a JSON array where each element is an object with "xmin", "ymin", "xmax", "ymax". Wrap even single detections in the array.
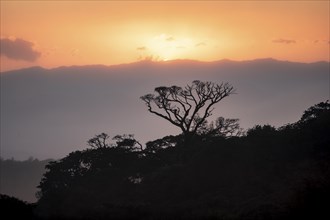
[{"xmin": 1, "ymin": 1, "xmax": 329, "ymax": 72}]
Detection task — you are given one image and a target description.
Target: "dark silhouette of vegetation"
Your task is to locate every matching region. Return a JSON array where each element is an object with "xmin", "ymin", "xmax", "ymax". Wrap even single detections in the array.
[
  {"xmin": 140, "ymin": 80, "xmax": 235, "ymax": 139},
  {"xmin": 4, "ymin": 99, "xmax": 329, "ymax": 219},
  {"xmin": 87, "ymin": 132, "xmax": 110, "ymax": 148},
  {"xmin": 0, "ymin": 194, "xmax": 35, "ymax": 219},
  {"xmin": 30, "ymin": 100, "xmax": 330, "ymax": 219}
]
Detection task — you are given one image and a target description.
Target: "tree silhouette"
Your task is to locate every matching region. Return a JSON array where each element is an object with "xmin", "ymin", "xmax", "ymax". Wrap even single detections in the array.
[
  {"xmin": 300, "ymin": 100, "xmax": 330, "ymax": 123},
  {"xmin": 112, "ymin": 134, "xmax": 143, "ymax": 151},
  {"xmin": 141, "ymin": 80, "xmax": 235, "ymax": 138},
  {"xmin": 87, "ymin": 132, "xmax": 110, "ymax": 148},
  {"xmin": 196, "ymin": 116, "xmax": 243, "ymax": 137},
  {"xmin": 0, "ymin": 194, "xmax": 34, "ymax": 220},
  {"xmin": 35, "ymin": 101, "xmax": 330, "ymax": 219}
]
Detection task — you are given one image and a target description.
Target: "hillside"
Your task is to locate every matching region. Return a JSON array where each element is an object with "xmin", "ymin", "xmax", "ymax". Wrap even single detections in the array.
[{"xmin": 0, "ymin": 158, "xmax": 52, "ymax": 202}]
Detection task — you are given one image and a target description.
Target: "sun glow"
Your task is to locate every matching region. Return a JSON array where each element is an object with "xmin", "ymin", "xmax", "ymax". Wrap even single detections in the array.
[
  {"xmin": 0, "ymin": 1, "xmax": 329, "ymax": 71},
  {"xmin": 140, "ymin": 34, "xmax": 195, "ymax": 61}
]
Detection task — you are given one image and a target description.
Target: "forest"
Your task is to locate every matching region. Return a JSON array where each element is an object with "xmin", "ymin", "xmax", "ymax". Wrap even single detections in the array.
[{"xmin": 1, "ymin": 81, "xmax": 329, "ymax": 220}]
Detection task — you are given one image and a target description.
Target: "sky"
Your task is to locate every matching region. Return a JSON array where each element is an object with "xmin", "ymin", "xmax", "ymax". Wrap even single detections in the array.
[
  {"xmin": 1, "ymin": 1, "xmax": 329, "ymax": 72},
  {"xmin": 0, "ymin": 1, "xmax": 329, "ymax": 161}
]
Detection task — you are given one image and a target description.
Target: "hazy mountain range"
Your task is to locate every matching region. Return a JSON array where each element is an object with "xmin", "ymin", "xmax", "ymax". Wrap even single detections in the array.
[
  {"xmin": 1, "ymin": 58, "xmax": 329, "ymax": 160},
  {"xmin": 0, "ymin": 158, "xmax": 51, "ymax": 202}
]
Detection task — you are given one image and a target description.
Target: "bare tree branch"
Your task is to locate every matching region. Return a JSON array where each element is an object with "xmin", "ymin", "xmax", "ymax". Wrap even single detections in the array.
[{"xmin": 141, "ymin": 80, "xmax": 235, "ymax": 138}]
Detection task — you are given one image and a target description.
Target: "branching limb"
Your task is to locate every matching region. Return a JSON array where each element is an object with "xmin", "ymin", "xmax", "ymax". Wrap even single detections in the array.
[{"xmin": 140, "ymin": 80, "xmax": 235, "ymax": 138}]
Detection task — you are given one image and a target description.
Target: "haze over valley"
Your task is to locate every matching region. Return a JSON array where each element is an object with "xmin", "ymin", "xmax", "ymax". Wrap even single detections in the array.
[{"xmin": 1, "ymin": 58, "xmax": 328, "ymax": 160}]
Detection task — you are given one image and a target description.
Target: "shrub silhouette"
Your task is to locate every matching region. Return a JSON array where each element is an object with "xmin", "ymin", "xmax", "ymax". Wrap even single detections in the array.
[{"xmin": 0, "ymin": 194, "xmax": 35, "ymax": 219}]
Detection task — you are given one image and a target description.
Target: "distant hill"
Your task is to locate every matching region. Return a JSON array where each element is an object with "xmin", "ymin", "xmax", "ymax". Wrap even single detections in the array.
[
  {"xmin": 0, "ymin": 158, "xmax": 52, "ymax": 202},
  {"xmin": 1, "ymin": 59, "xmax": 329, "ymax": 160}
]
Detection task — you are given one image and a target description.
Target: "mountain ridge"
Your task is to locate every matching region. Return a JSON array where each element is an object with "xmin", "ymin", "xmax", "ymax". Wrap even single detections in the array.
[{"xmin": 2, "ymin": 58, "xmax": 329, "ymax": 74}]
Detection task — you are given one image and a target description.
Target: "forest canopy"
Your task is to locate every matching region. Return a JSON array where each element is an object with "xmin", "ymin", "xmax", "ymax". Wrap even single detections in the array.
[{"xmin": 31, "ymin": 100, "xmax": 330, "ymax": 220}]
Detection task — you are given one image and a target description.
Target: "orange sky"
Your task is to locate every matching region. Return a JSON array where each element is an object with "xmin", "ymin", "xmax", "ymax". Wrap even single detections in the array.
[{"xmin": 0, "ymin": 1, "xmax": 329, "ymax": 72}]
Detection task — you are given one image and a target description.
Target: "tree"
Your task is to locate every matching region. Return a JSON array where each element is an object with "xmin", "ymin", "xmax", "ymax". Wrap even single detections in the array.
[
  {"xmin": 197, "ymin": 117, "xmax": 243, "ymax": 138},
  {"xmin": 87, "ymin": 133, "xmax": 110, "ymax": 148},
  {"xmin": 300, "ymin": 100, "xmax": 330, "ymax": 123},
  {"xmin": 140, "ymin": 80, "xmax": 235, "ymax": 138},
  {"xmin": 246, "ymin": 125, "xmax": 277, "ymax": 137},
  {"xmin": 112, "ymin": 134, "xmax": 143, "ymax": 151},
  {"xmin": 0, "ymin": 194, "xmax": 34, "ymax": 220},
  {"xmin": 145, "ymin": 135, "xmax": 183, "ymax": 153},
  {"xmin": 36, "ymin": 134, "xmax": 145, "ymax": 219}
]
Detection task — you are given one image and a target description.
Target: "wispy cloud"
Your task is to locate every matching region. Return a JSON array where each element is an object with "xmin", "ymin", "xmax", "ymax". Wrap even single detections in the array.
[
  {"xmin": 137, "ymin": 46, "xmax": 147, "ymax": 51},
  {"xmin": 0, "ymin": 37, "xmax": 41, "ymax": 61},
  {"xmin": 272, "ymin": 38, "xmax": 296, "ymax": 44},
  {"xmin": 166, "ymin": 36, "xmax": 175, "ymax": 42},
  {"xmin": 70, "ymin": 48, "xmax": 80, "ymax": 57},
  {"xmin": 313, "ymin": 39, "xmax": 330, "ymax": 44},
  {"xmin": 195, "ymin": 42, "xmax": 206, "ymax": 47}
]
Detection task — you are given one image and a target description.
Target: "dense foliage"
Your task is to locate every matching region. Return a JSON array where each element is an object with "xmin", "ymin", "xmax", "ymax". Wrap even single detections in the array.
[
  {"xmin": 0, "ymin": 194, "xmax": 35, "ymax": 220},
  {"xmin": 31, "ymin": 101, "xmax": 330, "ymax": 219}
]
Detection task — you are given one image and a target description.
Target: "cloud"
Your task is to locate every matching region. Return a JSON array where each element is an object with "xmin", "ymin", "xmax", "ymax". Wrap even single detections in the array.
[
  {"xmin": 310, "ymin": 39, "xmax": 330, "ymax": 45},
  {"xmin": 137, "ymin": 46, "xmax": 147, "ymax": 51},
  {"xmin": 43, "ymin": 46, "xmax": 58, "ymax": 57},
  {"xmin": 272, "ymin": 38, "xmax": 296, "ymax": 44},
  {"xmin": 166, "ymin": 36, "xmax": 175, "ymax": 42},
  {"xmin": 0, "ymin": 37, "xmax": 41, "ymax": 61},
  {"xmin": 195, "ymin": 42, "xmax": 206, "ymax": 47},
  {"xmin": 70, "ymin": 48, "xmax": 80, "ymax": 57}
]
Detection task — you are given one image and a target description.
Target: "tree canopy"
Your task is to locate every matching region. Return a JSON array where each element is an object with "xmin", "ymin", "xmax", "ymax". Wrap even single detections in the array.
[
  {"xmin": 34, "ymin": 101, "xmax": 330, "ymax": 220},
  {"xmin": 140, "ymin": 80, "xmax": 235, "ymax": 137}
]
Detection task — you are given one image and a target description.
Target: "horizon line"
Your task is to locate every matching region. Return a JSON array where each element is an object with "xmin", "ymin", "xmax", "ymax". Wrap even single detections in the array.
[{"xmin": 1, "ymin": 57, "xmax": 329, "ymax": 73}]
